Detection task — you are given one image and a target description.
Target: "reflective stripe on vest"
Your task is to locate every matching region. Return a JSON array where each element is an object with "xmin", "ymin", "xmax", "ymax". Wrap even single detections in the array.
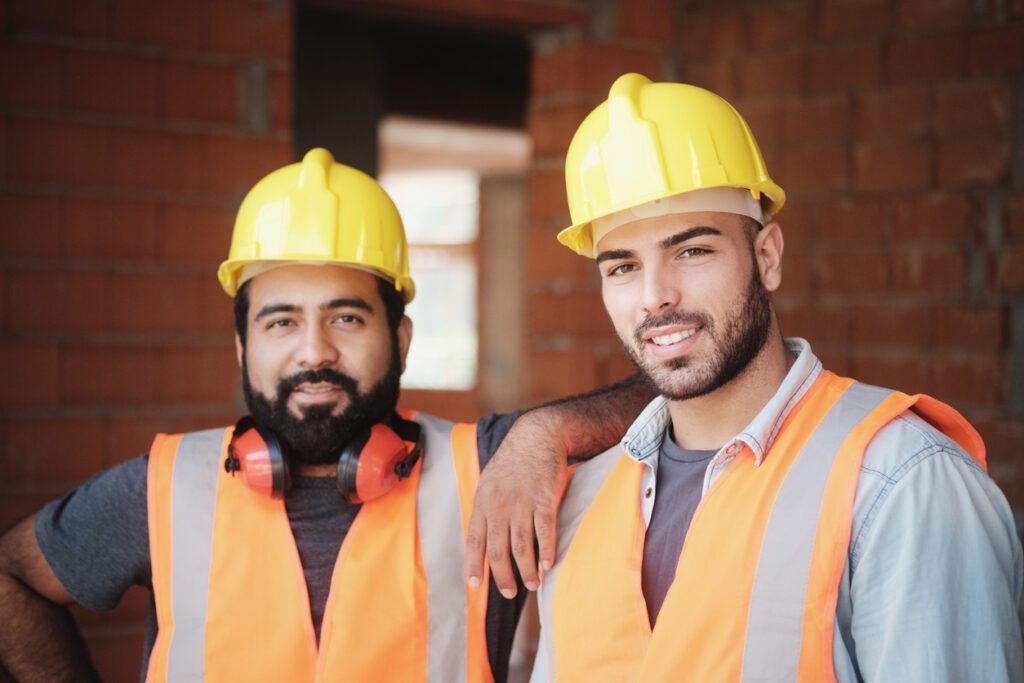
[
  {"xmin": 146, "ymin": 416, "xmax": 492, "ymax": 683},
  {"xmin": 534, "ymin": 372, "xmax": 985, "ymax": 682}
]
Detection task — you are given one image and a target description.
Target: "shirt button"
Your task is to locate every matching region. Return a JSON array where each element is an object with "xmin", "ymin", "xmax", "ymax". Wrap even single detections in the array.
[{"xmin": 644, "ymin": 487, "xmax": 653, "ymax": 499}]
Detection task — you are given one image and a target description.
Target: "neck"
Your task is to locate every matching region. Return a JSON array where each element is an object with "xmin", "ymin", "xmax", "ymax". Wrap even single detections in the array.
[
  {"xmin": 667, "ymin": 330, "xmax": 794, "ymax": 451},
  {"xmin": 294, "ymin": 463, "xmax": 337, "ymax": 477}
]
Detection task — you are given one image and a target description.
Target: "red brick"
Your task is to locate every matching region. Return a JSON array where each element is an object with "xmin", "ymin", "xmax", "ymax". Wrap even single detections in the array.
[
  {"xmin": 814, "ymin": 247, "xmax": 889, "ymax": 293},
  {"xmin": 891, "ymin": 247, "xmax": 966, "ymax": 294},
  {"xmin": 200, "ymin": 280, "xmax": 235, "ymax": 334},
  {"xmin": 158, "ymin": 203, "xmax": 233, "ymax": 264},
  {"xmin": 849, "ymin": 303, "xmax": 930, "ymax": 349},
  {"xmin": 777, "ymin": 94, "xmax": 852, "ymax": 144},
  {"xmin": 686, "ymin": 58, "xmax": 739, "ymax": 100},
  {"xmin": 530, "ymin": 168, "xmax": 570, "ymax": 221},
  {"xmin": 931, "ymin": 306, "xmax": 1005, "ymax": 352},
  {"xmin": 6, "ymin": 270, "xmax": 107, "ymax": 334},
  {"xmin": 896, "ymin": 0, "xmax": 971, "ymax": 28},
  {"xmin": 779, "ymin": 247, "xmax": 813, "ymax": 293},
  {"xmin": 599, "ymin": 348, "xmax": 636, "ymax": 386},
  {"xmin": 529, "ymin": 102, "xmax": 595, "ymax": 157},
  {"xmin": 734, "ymin": 100, "xmax": 778, "ymax": 148},
  {"xmin": 886, "ymin": 32, "xmax": 965, "ymax": 83},
  {"xmin": 0, "ymin": 116, "xmax": 7, "ymax": 180},
  {"xmin": 202, "ymin": 135, "xmax": 292, "ymax": 196},
  {"xmin": 677, "ymin": 9, "xmax": 745, "ymax": 58},
  {"xmin": 998, "ymin": 247, "xmax": 1024, "ymax": 292},
  {"xmin": 108, "ymin": 128, "xmax": 205, "ymax": 193},
  {"xmin": 0, "ymin": 493, "xmax": 58, "ymax": 532},
  {"xmin": 208, "ymin": 1, "xmax": 291, "ymax": 60},
  {"xmin": 818, "ymin": 1, "xmax": 892, "ymax": 39},
  {"xmin": 1008, "ymin": 194, "xmax": 1024, "ymax": 243},
  {"xmin": 746, "ymin": 4, "xmax": 814, "ymax": 49},
  {"xmin": 812, "ymin": 197, "xmax": 892, "ymax": 242},
  {"xmin": 857, "ymin": 86, "xmax": 931, "ymax": 139},
  {"xmin": 164, "ymin": 61, "xmax": 240, "ymax": 124},
  {"xmin": 736, "ymin": 50, "xmax": 803, "ymax": 98},
  {"xmin": 527, "ymin": 291, "xmax": 611, "ymax": 337},
  {"xmin": 929, "ymin": 354, "xmax": 1006, "ymax": 406},
  {"xmin": 849, "ymin": 352, "xmax": 930, "ymax": 393},
  {"xmin": 106, "ymin": 272, "xmax": 207, "ymax": 333},
  {"xmin": 0, "ymin": 343, "xmax": 60, "ymax": 407},
  {"xmin": 968, "ymin": 25, "xmax": 1024, "ymax": 76},
  {"xmin": 65, "ymin": 198, "xmax": 159, "ymax": 260},
  {"xmin": 532, "ymin": 41, "xmax": 664, "ymax": 98},
  {"xmin": 853, "ymin": 140, "xmax": 932, "ymax": 192},
  {"xmin": 525, "ymin": 226, "xmax": 594, "ymax": 283},
  {"xmin": 972, "ymin": 417, "xmax": 1024, "ymax": 468},
  {"xmin": 8, "ymin": 0, "xmax": 108, "ymax": 38},
  {"xmin": 807, "ymin": 41, "xmax": 882, "ymax": 92},
  {"xmin": 776, "ymin": 301, "xmax": 851, "ymax": 346},
  {"xmin": 111, "ymin": 1, "xmax": 205, "ymax": 51},
  {"xmin": 776, "ymin": 199, "xmax": 815, "ymax": 246},
  {"xmin": 933, "ymin": 80, "xmax": 1012, "ymax": 135},
  {"xmin": 3, "ymin": 418, "xmax": 105, "ymax": 483},
  {"xmin": 779, "ymin": 144, "xmax": 849, "ymax": 195},
  {"xmin": 0, "ymin": 195, "xmax": 63, "ymax": 258},
  {"xmin": 937, "ymin": 137, "xmax": 1009, "ymax": 188},
  {"xmin": 268, "ymin": 69, "xmax": 293, "ymax": 131},
  {"xmin": 527, "ymin": 349, "xmax": 600, "ymax": 400},
  {"xmin": 156, "ymin": 345, "xmax": 239, "ymax": 403},
  {"xmin": 103, "ymin": 416, "xmax": 174, "ymax": 463},
  {"xmin": 616, "ymin": 0, "xmax": 673, "ymax": 45},
  {"xmin": 891, "ymin": 194, "xmax": 971, "ymax": 243},
  {"xmin": 63, "ymin": 347, "xmax": 157, "ymax": 404},
  {"xmin": 9, "ymin": 119, "xmax": 108, "ymax": 187},
  {"xmin": 0, "ymin": 42, "xmax": 64, "ymax": 108},
  {"xmin": 65, "ymin": 50, "xmax": 161, "ymax": 118}
]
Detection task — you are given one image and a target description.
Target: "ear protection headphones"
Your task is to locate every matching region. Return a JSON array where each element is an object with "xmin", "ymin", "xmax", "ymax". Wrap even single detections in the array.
[{"xmin": 224, "ymin": 415, "xmax": 423, "ymax": 503}]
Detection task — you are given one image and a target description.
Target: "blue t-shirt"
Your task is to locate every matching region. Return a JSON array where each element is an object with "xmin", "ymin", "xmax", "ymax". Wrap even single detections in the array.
[{"xmin": 35, "ymin": 412, "xmax": 522, "ymax": 682}]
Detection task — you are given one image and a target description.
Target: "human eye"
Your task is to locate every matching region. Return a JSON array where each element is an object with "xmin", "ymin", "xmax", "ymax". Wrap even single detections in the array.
[
  {"xmin": 677, "ymin": 246, "xmax": 711, "ymax": 259},
  {"xmin": 264, "ymin": 317, "xmax": 295, "ymax": 331},
  {"xmin": 333, "ymin": 313, "xmax": 364, "ymax": 326},
  {"xmin": 604, "ymin": 262, "xmax": 637, "ymax": 278}
]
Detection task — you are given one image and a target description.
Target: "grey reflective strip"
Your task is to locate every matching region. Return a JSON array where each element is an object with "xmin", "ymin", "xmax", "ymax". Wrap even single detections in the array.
[
  {"xmin": 530, "ymin": 444, "xmax": 625, "ymax": 683},
  {"xmin": 415, "ymin": 414, "xmax": 468, "ymax": 683},
  {"xmin": 741, "ymin": 383, "xmax": 892, "ymax": 682},
  {"xmin": 165, "ymin": 428, "xmax": 226, "ymax": 682}
]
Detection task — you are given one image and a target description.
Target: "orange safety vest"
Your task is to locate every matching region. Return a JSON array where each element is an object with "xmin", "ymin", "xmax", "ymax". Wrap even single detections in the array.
[
  {"xmin": 145, "ymin": 414, "xmax": 492, "ymax": 683},
  {"xmin": 532, "ymin": 372, "xmax": 985, "ymax": 682}
]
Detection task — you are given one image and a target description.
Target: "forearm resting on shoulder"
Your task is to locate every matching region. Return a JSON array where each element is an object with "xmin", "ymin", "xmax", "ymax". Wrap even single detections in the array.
[
  {"xmin": 0, "ymin": 515, "xmax": 100, "ymax": 683},
  {"xmin": 465, "ymin": 373, "xmax": 654, "ymax": 598}
]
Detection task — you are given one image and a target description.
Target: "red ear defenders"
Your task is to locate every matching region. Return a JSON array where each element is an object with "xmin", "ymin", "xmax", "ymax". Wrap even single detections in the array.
[{"xmin": 224, "ymin": 415, "xmax": 423, "ymax": 503}]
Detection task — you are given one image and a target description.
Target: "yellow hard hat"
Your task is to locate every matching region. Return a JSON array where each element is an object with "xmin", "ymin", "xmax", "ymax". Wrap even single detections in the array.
[
  {"xmin": 559, "ymin": 73, "xmax": 785, "ymax": 257},
  {"xmin": 218, "ymin": 148, "xmax": 415, "ymax": 302}
]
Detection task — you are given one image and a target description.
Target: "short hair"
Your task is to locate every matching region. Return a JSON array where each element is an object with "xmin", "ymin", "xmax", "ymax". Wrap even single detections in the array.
[{"xmin": 234, "ymin": 274, "xmax": 406, "ymax": 349}]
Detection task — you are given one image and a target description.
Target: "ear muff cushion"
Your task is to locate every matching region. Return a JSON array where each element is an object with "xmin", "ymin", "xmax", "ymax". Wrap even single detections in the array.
[
  {"xmin": 337, "ymin": 424, "xmax": 409, "ymax": 504},
  {"xmin": 231, "ymin": 419, "xmax": 288, "ymax": 497}
]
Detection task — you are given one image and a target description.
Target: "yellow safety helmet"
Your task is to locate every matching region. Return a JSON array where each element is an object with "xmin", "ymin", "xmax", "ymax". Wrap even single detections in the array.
[
  {"xmin": 218, "ymin": 148, "xmax": 415, "ymax": 302},
  {"xmin": 559, "ymin": 73, "xmax": 785, "ymax": 257}
]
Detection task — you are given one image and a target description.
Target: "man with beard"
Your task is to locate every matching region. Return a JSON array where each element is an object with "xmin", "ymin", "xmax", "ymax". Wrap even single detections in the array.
[
  {"xmin": 0, "ymin": 149, "xmax": 652, "ymax": 682},
  {"xmin": 518, "ymin": 74, "xmax": 1023, "ymax": 681}
]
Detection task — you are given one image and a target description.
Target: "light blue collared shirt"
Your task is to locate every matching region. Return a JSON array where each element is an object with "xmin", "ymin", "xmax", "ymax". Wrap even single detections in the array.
[{"xmin": 619, "ymin": 338, "xmax": 1024, "ymax": 681}]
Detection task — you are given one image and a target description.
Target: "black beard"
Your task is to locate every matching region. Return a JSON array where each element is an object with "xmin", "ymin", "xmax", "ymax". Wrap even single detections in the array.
[
  {"xmin": 623, "ymin": 260, "xmax": 773, "ymax": 401},
  {"xmin": 241, "ymin": 347, "xmax": 402, "ymax": 468}
]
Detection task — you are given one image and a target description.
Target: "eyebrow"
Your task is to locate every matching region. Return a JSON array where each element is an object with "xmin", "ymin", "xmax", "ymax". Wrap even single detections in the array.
[
  {"xmin": 254, "ymin": 297, "xmax": 373, "ymax": 322},
  {"xmin": 596, "ymin": 226, "xmax": 723, "ymax": 264}
]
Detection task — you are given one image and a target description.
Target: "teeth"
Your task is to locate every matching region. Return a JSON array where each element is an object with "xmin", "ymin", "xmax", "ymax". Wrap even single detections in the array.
[
  {"xmin": 651, "ymin": 329, "xmax": 695, "ymax": 346},
  {"xmin": 300, "ymin": 386, "xmax": 336, "ymax": 393}
]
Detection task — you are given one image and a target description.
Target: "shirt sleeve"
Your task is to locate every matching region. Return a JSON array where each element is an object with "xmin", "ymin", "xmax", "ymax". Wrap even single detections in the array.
[
  {"xmin": 34, "ymin": 453, "xmax": 152, "ymax": 611},
  {"xmin": 847, "ymin": 433, "xmax": 1024, "ymax": 682},
  {"xmin": 475, "ymin": 411, "xmax": 523, "ymax": 471}
]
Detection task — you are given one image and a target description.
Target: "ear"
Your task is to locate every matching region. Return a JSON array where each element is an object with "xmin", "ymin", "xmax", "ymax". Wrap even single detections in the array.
[
  {"xmin": 397, "ymin": 316, "xmax": 413, "ymax": 374},
  {"xmin": 754, "ymin": 221, "xmax": 784, "ymax": 292},
  {"xmin": 235, "ymin": 333, "xmax": 244, "ymax": 368}
]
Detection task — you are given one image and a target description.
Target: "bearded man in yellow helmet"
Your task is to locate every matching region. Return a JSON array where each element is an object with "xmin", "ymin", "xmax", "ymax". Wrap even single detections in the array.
[
  {"xmin": 0, "ymin": 148, "xmax": 653, "ymax": 682},
  {"xmin": 473, "ymin": 74, "xmax": 1024, "ymax": 682}
]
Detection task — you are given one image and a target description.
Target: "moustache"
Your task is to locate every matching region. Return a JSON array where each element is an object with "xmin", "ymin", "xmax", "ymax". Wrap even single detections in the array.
[
  {"xmin": 275, "ymin": 368, "xmax": 359, "ymax": 402},
  {"xmin": 633, "ymin": 309, "xmax": 712, "ymax": 346}
]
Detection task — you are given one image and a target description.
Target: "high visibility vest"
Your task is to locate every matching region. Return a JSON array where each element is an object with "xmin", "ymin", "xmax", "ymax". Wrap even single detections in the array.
[
  {"xmin": 145, "ymin": 414, "xmax": 493, "ymax": 683},
  {"xmin": 533, "ymin": 372, "xmax": 985, "ymax": 682}
]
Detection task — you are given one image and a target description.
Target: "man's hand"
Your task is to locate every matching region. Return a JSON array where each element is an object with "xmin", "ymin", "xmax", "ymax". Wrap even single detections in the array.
[
  {"xmin": 465, "ymin": 374, "xmax": 656, "ymax": 598},
  {"xmin": 465, "ymin": 411, "xmax": 569, "ymax": 598}
]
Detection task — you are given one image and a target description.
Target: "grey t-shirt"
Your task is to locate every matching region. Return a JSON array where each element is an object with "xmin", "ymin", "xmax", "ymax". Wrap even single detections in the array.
[
  {"xmin": 35, "ymin": 412, "xmax": 523, "ymax": 682},
  {"xmin": 641, "ymin": 429, "xmax": 717, "ymax": 626}
]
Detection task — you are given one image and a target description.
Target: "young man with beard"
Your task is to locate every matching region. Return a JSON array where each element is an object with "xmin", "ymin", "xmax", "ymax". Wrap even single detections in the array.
[
  {"xmin": 0, "ymin": 149, "xmax": 651, "ymax": 682},
  {"xmin": 520, "ymin": 74, "xmax": 1024, "ymax": 682}
]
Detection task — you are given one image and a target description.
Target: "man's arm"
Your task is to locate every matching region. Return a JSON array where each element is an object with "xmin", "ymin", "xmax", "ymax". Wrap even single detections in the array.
[
  {"xmin": 0, "ymin": 515, "xmax": 100, "ymax": 682},
  {"xmin": 466, "ymin": 373, "xmax": 655, "ymax": 598}
]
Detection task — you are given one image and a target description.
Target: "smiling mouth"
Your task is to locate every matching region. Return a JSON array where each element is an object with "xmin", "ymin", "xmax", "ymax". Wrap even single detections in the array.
[
  {"xmin": 293, "ymin": 383, "xmax": 344, "ymax": 396},
  {"xmin": 650, "ymin": 328, "xmax": 697, "ymax": 346}
]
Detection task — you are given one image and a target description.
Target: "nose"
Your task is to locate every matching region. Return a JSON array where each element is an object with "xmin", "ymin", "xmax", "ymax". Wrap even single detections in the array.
[
  {"xmin": 295, "ymin": 323, "xmax": 339, "ymax": 368},
  {"xmin": 640, "ymin": 262, "xmax": 681, "ymax": 314}
]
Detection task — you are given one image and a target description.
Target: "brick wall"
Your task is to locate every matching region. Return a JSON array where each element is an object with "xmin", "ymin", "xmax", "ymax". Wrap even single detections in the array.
[{"xmin": 0, "ymin": 0, "xmax": 292, "ymax": 677}]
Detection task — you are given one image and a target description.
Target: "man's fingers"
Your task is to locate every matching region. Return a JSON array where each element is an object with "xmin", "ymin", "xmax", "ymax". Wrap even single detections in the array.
[
  {"xmin": 510, "ymin": 517, "xmax": 539, "ymax": 591},
  {"xmin": 464, "ymin": 508, "xmax": 488, "ymax": 589},
  {"xmin": 486, "ymin": 520, "xmax": 517, "ymax": 599},
  {"xmin": 535, "ymin": 508, "xmax": 556, "ymax": 572}
]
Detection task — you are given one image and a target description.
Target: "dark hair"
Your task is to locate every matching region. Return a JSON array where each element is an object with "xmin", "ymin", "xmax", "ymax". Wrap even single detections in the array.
[{"xmin": 233, "ymin": 273, "xmax": 406, "ymax": 349}]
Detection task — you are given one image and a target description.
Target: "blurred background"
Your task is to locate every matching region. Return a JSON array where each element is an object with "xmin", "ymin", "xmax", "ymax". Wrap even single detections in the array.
[{"xmin": 1, "ymin": 0, "xmax": 1023, "ymax": 679}]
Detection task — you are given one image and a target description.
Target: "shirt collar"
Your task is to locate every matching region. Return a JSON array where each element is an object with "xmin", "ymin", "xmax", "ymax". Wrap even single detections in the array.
[{"xmin": 620, "ymin": 337, "xmax": 823, "ymax": 466}]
